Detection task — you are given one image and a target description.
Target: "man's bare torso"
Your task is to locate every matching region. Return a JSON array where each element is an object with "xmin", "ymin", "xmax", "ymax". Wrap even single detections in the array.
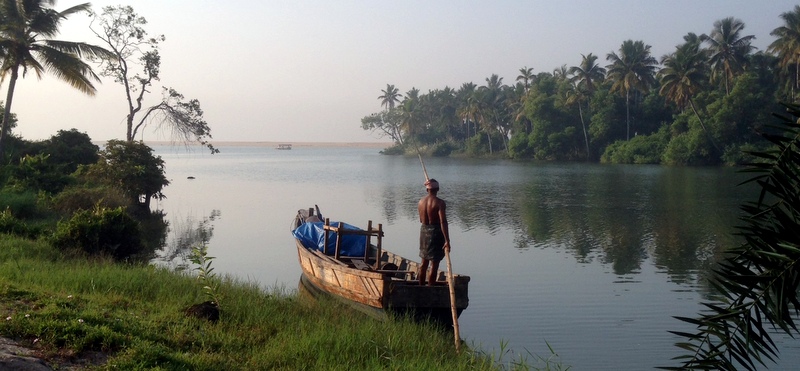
[{"xmin": 419, "ymin": 194, "xmax": 446, "ymax": 225}]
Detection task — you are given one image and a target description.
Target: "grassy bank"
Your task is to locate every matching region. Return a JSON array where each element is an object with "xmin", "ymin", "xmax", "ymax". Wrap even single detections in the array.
[{"xmin": 0, "ymin": 235, "xmax": 553, "ymax": 370}]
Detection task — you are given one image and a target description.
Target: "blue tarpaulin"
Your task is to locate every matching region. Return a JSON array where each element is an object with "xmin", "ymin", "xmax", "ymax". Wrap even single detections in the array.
[{"xmin": 292, "ymin": 221, "xmax": 367, "ymax": 257}]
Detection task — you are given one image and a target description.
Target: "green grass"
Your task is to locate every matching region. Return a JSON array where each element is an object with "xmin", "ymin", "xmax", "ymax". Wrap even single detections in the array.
[{"xmin": 0, "ymin": 235, "xmax": 566, "ymax": 370}]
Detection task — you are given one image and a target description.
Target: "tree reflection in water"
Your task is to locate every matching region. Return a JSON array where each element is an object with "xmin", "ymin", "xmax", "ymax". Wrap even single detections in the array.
[{"xmin": 156, "ymin": 209, "xmax": 221, "ymax": 268}]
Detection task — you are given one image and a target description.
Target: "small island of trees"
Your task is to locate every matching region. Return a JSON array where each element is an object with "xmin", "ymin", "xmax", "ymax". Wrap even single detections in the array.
[{"xmin": 362, "ymin": 7, "xmax": 800, "ymax": 166}]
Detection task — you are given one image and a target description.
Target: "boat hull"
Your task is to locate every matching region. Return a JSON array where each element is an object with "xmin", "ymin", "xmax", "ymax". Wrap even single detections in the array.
[{"xmin": 294, "ymin": 237, "xmax": 469, "ymax": 322}]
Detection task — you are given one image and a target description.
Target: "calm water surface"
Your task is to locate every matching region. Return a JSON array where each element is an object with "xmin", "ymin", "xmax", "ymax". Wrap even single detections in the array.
[{"xmin": 151, "ymin": 144, "xmax": 799, "ymax": 370}]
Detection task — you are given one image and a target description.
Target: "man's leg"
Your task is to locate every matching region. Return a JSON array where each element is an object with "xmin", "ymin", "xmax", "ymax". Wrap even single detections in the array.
[
  {"xmin": 418, "ymin": 259, "xmax": 429, "ymax": 285},
  {"xmin": 428, "ymin": 260, "xmax": 441, "ymax": 285}
]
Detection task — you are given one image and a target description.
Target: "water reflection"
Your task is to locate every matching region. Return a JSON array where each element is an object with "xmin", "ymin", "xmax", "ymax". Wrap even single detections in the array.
[
  {"xmin": 373, "ymin": 163, "xmax": 752, "ymax": 281},
  {"xmin": 157, "ymin": 209, "xmax": 220, "ymax": 268},
  {"xmin": 149, "ymin": 145, "xmax": 798, "ymax": 370},
  {"xmin": 137, "ymin": 210, "xmax": 170, "ymax": 262}
]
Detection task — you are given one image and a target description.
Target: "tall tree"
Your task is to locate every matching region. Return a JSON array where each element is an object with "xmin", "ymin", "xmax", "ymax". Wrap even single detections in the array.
[
  {"xmin": 0, "ymin": 0, "xmax": 111, "ymax": 155},
  {"xmin": 769, "ymin": 6, "xmax": 800, "ymax": 102},
  {"xmin": 89, "ymin": 5, "xmax": 217, "ymax": 153},
  {"xmin": 478, "ymin": 74, "xmax": 510, "ymax": 154},
  {"xmin": 568, "ymin": 53, "xmax": 606, "ymax": 156},
  {"xmin": 399, "ymin": 87, "xmax": 421, "ymax": 144},
  {"xmin": 456, "ymin": 82, "xmax": 479, "ymax": 141},
  {"xmin": 606, "ymin": 40, "xmax": 658, "ymax": 140},
  {"xmin": 658, "ymin": 38, "xmax": 720, "ymax": 152},
  {"xmin": 378, "ymin": 84, "xmax": 401, "ymax": 111},
  {"xmin": 701, "ymin": 17, "xmax": 756, "ymax": 95},
  {"xmin": 552, "ymin": 64, "xmax": 569, "ymax": 80},
  {"xmin": 569, "ymin": 53, "xmax": 606, "ymax": 94},
  {"xmin": 564, "ymin": 81, "xmax": 590, "ymax": 156},
  {"xmin": 516, "ymin": 66, "xmax": 534, "ymax": 92}
]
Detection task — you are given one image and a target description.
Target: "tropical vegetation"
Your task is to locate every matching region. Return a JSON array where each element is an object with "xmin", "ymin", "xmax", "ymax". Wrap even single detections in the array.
[{"xmin": 362, "ymin": 8, "xmax": 800, "ymax": 166}]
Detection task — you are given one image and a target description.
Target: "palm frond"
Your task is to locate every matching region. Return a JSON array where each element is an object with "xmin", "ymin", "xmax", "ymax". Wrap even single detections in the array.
[
  {"xmin": 665, "ymin": 102, "xmax": 800, "ymax": 370},
  {"xmin": 35, "ymin": 43, "xmax": 99, "ymax": 94}
]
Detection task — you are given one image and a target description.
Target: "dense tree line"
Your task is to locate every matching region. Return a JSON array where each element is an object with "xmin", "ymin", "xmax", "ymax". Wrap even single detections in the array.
[{"xmin": 362, "ymin": 7, "xmax": 800, "ymax": 166}]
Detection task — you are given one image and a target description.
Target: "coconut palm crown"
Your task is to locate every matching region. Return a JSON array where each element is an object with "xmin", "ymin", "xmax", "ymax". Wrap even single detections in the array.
[{"xmin": 0, "ymin": 0, "xmax": 113, "ymax": 154}]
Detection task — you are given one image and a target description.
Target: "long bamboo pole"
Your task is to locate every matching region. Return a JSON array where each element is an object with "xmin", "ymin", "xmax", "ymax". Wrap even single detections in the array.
[{"xmin": 417, "ymin": 152, "xmax": 461, "ymax": 353}]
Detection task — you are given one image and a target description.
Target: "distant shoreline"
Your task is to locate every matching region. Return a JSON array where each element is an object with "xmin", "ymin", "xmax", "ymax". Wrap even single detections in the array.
[{"xmin": 144, "ymin": 141, "xmax": 392, "ymax": 149}]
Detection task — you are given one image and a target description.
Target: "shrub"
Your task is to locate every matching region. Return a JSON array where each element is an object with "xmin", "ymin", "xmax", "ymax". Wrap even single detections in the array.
[
  {"xmin": 50, "ymin": 186, "xmax": 130, "ymax": 215},
  {"xmin": 41, "ymin": 129, "xmax": 100, "ymax": 174},
  {"xmin": 7, "ymin": 153, "xmax": 72, "ymax": 194},
  {"xmin": 0, "ymin": 209, "xmax": 42, "ymax": 238},
  {"xmin": 79, "ymin": 140, "xmax": 168, "ymax": 212},
  {"xmin": 0, "ymin": 190, "xmax": 42, "ymax": 219},
  {"xmin": 508, "ymin": 132, "xmax": 532, "ymax": 159},
  {"xmin": 721, "ymin": 142, "xmax": 764, "ymax": 166},
  {"xmin": 379, "ymin": 144, "xmax": 405, "ymax": 155},
  {"xmin": 52, "ymin": 206, "xmax": 143, "ymax": 261},
  {"xmin": 431, "ymin": 141, "xmax": 456, "ymax": 157},
  {"xmin": 465, "ymin": 135, "xmax": 488, "ymax": 156},
  {"xmin": 601, "ymin": 128, "xmax": 668, "ymax": 164}
]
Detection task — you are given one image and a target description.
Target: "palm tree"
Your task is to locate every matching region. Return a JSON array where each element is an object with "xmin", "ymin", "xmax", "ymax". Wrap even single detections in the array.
[
  {"xmin": 567, "ymin": 53, "xmax": 605, "ymax": 158},
  {"xmin": 485, "ymin": 74, "xmax": 504, "ymax": 91},
  {"xmin": 456, "ymin": 82, "xmax": 478, "ymax": 141},
  {"xmin": 606, "ymin": 40, "xmax": 658, "ymax": 140},
  {"xmin": 564, "ymin": 82, "xmax": 590, "ymax": 156},
  {"xmin": 658, "ymin": 39, "xmax": 720, "ymax": 152},
  {"xmin": 399, "ymin": 87, "xmax": 421, "ymax": 143},
  {"xmin": 552, "ymin": 64, "xmax": 569, "ymax": 80},
  {"xmin": 478, "ymin": 74, "xmax": 508, "ymax": 154},
  {"xmin": 769, "ymin": 6, "xmax": 800, "ymax": 102},
  {"xmin": 516, "ymin": 66, "xmax": 534, "ymax": 92},
  {"xmin": 378, "ymin": 84, "xmax": 401, "ymax": 111},
  {"xmin": 701, "ymin": 17, "xmax": 756, "ymax": 95},
  {"xmin": 569, "ymin": 53, "xmax": 606, "ymax": 94},
  {"xmin": 0, "ymin": 0, "xmax": 111, "ymax": 154}
]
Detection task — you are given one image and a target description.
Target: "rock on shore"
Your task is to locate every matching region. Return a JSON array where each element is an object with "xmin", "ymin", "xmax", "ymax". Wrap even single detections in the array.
[{"xmin": 0, "ymin": 337, "xmax": 52, "ymax": 370}]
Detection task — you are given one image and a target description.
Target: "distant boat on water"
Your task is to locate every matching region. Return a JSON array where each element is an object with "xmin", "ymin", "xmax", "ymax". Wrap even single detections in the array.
[{"xmin": 276, "ymin": 143, "xmax": 292, "ymax": 150}]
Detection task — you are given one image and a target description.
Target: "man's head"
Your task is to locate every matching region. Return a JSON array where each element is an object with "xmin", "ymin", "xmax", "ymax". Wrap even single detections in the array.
[{"xmin": 425, "ymin": 179, "xmax": 439, "ymax": 192}]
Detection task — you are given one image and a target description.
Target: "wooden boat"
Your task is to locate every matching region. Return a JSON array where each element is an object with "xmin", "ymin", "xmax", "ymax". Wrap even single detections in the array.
[
  {"xmin": 292, "ymin": 207, "xmax": 469, "ymax": 323},
  {"xmin": 275, "ymin": 143, "xmax": 292, "ymax": 150}
]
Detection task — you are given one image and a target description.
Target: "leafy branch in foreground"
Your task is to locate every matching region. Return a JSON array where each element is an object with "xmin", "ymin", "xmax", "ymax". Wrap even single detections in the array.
[{"xmin": 665, "ymin": 103, "xmax": 800, "ymax": 370}]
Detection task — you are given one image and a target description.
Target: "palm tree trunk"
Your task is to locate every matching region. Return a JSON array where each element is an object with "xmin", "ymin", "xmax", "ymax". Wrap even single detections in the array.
[
  {"xmin": 578, "ymin": 102, "xmax": 590, "ymax": 158},
  {"xmin": 689, "ymin": 99, "xmax": 721, "ymax": 152},
  {"xmin": 0, "ymin": 66, "xmax": 20, "ymax": 155},
  {"xmin": 625, "ymin": 90, "xmax": 630, "ymax": 140}
]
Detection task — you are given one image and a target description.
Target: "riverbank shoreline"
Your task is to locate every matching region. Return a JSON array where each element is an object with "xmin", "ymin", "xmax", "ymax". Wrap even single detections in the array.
[
  {"xmin": 0, "ymin": 236, "xmax": 533, "ymax": 370},
  {"xmin": 145, "ymin": 141, "xmax": 392, "ymax": 149}
]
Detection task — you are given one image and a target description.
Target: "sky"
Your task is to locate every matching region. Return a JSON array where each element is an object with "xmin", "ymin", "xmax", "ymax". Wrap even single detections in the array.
[{"xmin": 8, "ymin": 0, "xmax": 800, "ymax": 144}]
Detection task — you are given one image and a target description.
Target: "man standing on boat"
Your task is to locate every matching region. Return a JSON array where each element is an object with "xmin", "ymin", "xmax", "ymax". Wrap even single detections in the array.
[{"xmin": 418, "ymin": 179, "xmax": 450, "ymax": 286}]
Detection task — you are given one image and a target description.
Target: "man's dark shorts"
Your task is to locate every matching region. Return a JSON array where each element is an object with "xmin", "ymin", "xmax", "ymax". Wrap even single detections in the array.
[{"xmin": 419, "ymin": 224, "xmax": 445, "ymax": 261}]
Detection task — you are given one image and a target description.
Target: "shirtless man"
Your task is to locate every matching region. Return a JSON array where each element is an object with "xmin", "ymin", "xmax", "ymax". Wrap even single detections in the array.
[{"xmin": 417, "ymin": 178, "xmax": 450, "ymax": 286}]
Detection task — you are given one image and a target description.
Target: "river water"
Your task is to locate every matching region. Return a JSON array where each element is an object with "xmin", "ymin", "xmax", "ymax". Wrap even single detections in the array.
[{"xmin": 150, "ymin": 144, "xmax": 799, "ymax": 370}]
